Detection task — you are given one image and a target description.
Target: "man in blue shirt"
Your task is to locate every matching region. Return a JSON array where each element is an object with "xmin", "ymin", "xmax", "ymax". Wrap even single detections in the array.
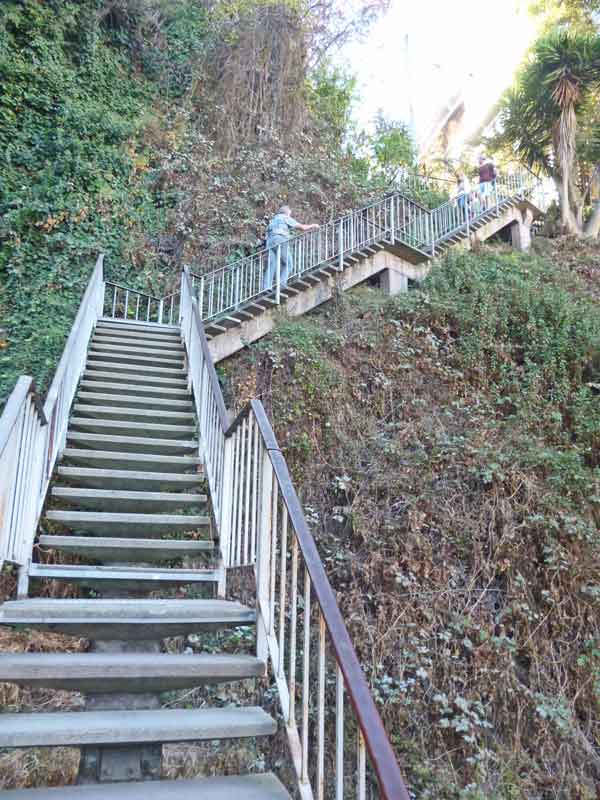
[{"xmin": 263, "ymin": 205, "xmax": 319, "ymax": 291}]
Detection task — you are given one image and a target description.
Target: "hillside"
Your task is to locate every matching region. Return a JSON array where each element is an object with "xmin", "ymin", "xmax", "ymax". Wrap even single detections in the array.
[
  {"xmin": 1, "ymin": 0, "xmax": 424, "ymax": 408},
  {"xmin": 221, "ymin": 238, "xmax": 600, "ymax": 798}
]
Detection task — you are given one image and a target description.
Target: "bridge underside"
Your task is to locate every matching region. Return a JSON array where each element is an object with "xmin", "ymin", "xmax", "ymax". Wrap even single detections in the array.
[{"xmin": 208, "ymin": 200, "xmax": 538, "ymax": 364}]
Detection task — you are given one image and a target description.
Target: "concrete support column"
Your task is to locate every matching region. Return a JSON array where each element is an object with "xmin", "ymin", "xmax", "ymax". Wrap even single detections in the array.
[
  {"xmin": 511, "ymin": 208, "xmax": 533, "ymax": 252},
  {"xmin": 380, "ymin": 267, "xmax": 408, "ymax": 296}
]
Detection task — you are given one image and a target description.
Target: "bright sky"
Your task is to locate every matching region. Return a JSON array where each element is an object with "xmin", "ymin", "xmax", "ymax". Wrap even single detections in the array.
[{"xmin": 339, "ymin": 0, "xmax": 540, "ymax": 155}]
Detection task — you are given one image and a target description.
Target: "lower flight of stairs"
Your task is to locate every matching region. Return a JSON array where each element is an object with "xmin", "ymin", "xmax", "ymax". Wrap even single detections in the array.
[{"xmin": 0, "ymin": 319, "xmax": 289, "ymax": 798}]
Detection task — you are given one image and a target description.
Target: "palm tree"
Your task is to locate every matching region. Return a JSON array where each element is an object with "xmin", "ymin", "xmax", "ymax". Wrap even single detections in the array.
[{"xmin": 493, "ymin": 30, "xmax": 600, "ymax": 236}]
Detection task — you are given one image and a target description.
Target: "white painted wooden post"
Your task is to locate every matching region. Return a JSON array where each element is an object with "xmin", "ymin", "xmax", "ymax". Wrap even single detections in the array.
[
  {"xmin": 218, "ymin": 435, "xmax": 234, "ymax": 581},
  {"xmin": 256, "ymin": 448, "xmax": 273, "ymax": 662}
]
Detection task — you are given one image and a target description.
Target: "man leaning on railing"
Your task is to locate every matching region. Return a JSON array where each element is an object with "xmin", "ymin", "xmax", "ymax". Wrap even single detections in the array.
[{"xmin": 263, "ymin": 205, "xmax": 318, "ymax": 291}]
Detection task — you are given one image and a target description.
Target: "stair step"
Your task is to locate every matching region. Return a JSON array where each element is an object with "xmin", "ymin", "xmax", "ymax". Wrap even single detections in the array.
[
  {"xmin": 0, "ymin": 707, "xmax": 276, "ymax": 748},
  {"xmin": 29, "ymin": 562, "xmax": 218, "ymax": 590},
  {"xmin": 45, "ymin": 510, "xmax": 210, "ymax": 536},
  {"xmin": 76, "ymin": 391, "xmax": 194, "ymax": 411},
  {"xmin": 61, "ymin": 449, "xmax": 201, "ymax": 473},
  {"xmin": 56, "ymin": 466, "xmax": 202, "ymax": 490},
  {"xmin": 72, "ymin": 405, "xmax": 195, "ymax": 423},
  {"xmin": 0, "ymin": 774, "xmax": 290, "ymax": 800},
  {"xmin": 91, "ymin": 334, "xmax": 185, "ymax": 351},
  {"xmin": 86, "ymin": 350, "xmax": 185, "ymax": 369},
  {"xmin": 90, "ymin": 342, "xmax": 185, "ymax": 361},
  {"xmin": 96, "ymin": 319, "xmax": 181, "ymax": 337},
  {"xmin": 68, "ymin": 418, "xmax": 196, "ymax": 439},
  {"xmin": 39, "ymin": 535, "xmax": 214, "ymax": 563},
  {"xmin": 82, "ymin": 370, "xmax": 188, "ymax": 388},
  {"xmin": 79, "ymin": 380, "xmax": 190, "ymax": 399},
  {"xmin": 66, "ymin": 432, "xmax": 197, "ymax": 455},
  {"xmin": 0, "ymin": 598, "xmax": 255, "ymax": 638},
  {"xmin": 51, "ymin": 487, "xmax": 206, "ymax": 512},
  {"xmin": 0, "ymin": 652, "xmax": 266, "ymax": 692},
  {"xmin": 86, "ymin": 358, "xmax": 186, "ymax": 378}
]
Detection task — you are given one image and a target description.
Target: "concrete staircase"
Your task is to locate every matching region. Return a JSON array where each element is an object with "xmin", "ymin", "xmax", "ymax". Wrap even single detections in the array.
[{"xmin": 0, "ymin": 319, "xmax": 289, "ymax": 798}]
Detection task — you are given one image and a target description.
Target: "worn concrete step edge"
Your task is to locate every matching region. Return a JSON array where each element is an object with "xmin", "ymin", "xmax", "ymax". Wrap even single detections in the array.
[
  {"xmin": 90, "ymin": 342, "xmax": 184, "ymax": 359},
  {"xmin": 0, "ymin": 653, "xmax": 266, "ymax": 692},
  {"xmin": 72, "ymin": 404, "xmax": 195, "ymax": 422},
  {"xmin": 0, "ymin": 774, "xmax": 290, "ymax": 799},
  {"xmin": 68, "ymin": 418, "xmax": 196, "ymax": 438},
  {"xmin": 66, "ymin": 432, "xmax": 197, "ymax": 453},
  {"xmin": 60, "ymin": 449, "xmax": 202, "ymax": 473},
  {"xmin": 56, "ymin": 466, "xmax": 203, "ymax": 489},
  {"xmin": 38, "ymin": 535, "xmax": 214, "ymax": 562},
  {"xmin": 79, "ymin": 380, "xmax": 190, "ymax": 398},
  {"xmin": 0, "ymin": 598, "xmax": 256, "ymax": 638},
  {"xmin": 76, "ymin": 392, "xmax": 194, "ymax": 410},
  {"xmin": 51, "ymin": 487, "xmax": 206, "ymax": 506},
  {"xmin": 86, "ymin": 358, "xmax": 186, "ymax": 377},
  {"xmin": 29, "ymin": 562, "xmax": 219, "ymax": 585},
  {"xmin": 46, "ymin": 510, "xmax": 210, "ymax": 534},
  {"xmin": 96, "ymin": 318, "xmax": 180, "ymax": 333},
  {"xmin": 85, "ymin": 350, "xmax": 185, "ymax": 368},
  {"xmin": 0, "ymin": 707, "xmax": 276, "ymax": 748},
  {"xmin": 83, "ymin": 369, "xmax": 188, "ymax": 388},
  {"xmin": 91, "ymin": 333, "xmax": 184, "ymax": 350}
]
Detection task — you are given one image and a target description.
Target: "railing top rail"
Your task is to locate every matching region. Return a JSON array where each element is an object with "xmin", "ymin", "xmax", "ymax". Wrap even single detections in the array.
[
  {"xmin": 233, "ymin": 400, "xmax": 411, "ymax": 800},
  {"xmin": 0, "ymin": 377, "xmax": 46, "ymax": 452},
  {"xmin": 182, "ymin": 267, "xmax": 230, "ymax": 431},
  {"xmin": 430, "ymin": 171, "xmax": 541, "ymax": 213},
  {"xmin": 44, "ymin": 255, "xmax": 105, "ymax": 415},
  {"xmin": 189, "ymin": 191, "xmax": 427, "ymax": 281},
  {"xmin": 104, "ymin": 279, "xmax": 162, "ymax": 302}
]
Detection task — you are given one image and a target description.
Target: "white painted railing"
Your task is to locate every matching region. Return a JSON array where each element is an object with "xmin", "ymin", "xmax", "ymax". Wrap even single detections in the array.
[
  {"xmin": 104, "ymin": 281, "xmax": 180, "ymax": 325},
  {"xmin": 191, "ymin": 171, "xmax": 543, "ymax": 323},
  {"xmin": 179, "ymin": 264, "xmax": 410, "ymax": 799},
  {"xmin": 190, "ymin": 193, "xmax": 427, "ymax": 321},
  {"xmin": 0, "ymin": 256, "xmax": 105, "ymax": 571}
]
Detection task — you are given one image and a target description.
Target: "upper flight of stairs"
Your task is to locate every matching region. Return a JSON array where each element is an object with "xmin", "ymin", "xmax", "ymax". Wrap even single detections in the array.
[
  {"xmin": 0, "ymin": 318, "xmax": 290, "ymax": 798},
  {"xmin": 202, "ymin": 193, "xmax": 532, "ymax": 355}
]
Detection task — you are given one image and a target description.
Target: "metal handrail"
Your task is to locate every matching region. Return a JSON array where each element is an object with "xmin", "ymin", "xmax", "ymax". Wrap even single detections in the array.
[
  {"xmin": 0, "ymin": 255, "xmax": 105, "ymax": 570},
  {"xmin": 189, "ymin": 192, "xmax": 428, "ymax": 320},
  {"xmin": 190, "ymin": 171, "xmax": 543, "ymax": 323},
  {"xmin": 178, "ymin": 265, "xmax": 410, "ymax": 799},
  {"xmin": 104, "ymin": 281, "xmax": 180, "ymax": 326}
]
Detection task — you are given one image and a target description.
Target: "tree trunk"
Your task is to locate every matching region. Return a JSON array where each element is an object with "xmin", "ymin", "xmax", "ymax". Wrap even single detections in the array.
[
  {"xmin": 554, "ymin": 174, "xmax": 582, "ymax": 234},
  {"xmin": 584, "ymin": 200, "xmax": 600, "ymax": 237}
]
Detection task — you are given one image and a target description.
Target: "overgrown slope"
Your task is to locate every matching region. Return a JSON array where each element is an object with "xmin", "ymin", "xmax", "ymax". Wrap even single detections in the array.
[
  {"xmin": 0, "ymin": 0, "xmax": 407, "ymax": 408},
  {"xmin": 222, "ymin": 239, "xmax": 600, "ymax": 798}
]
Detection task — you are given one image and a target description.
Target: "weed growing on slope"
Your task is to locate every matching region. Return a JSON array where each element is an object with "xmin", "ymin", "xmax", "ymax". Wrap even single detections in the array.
[{"xmin": 223, "ymin": 245, "xmax": 600, "ymax": 798}]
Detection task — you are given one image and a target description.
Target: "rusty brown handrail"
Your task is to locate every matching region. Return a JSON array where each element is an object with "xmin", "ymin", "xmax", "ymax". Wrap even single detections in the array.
[{"xmin": 246, "ymin": 401, "xmax": 411, "ymax": 800}]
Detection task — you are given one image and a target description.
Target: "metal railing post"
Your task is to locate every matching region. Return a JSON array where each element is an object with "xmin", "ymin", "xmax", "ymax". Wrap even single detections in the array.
[
  {"xmin": 338, "ymin": 220, "xmax": 343, "ymax": 271},
  {"xmin": 158, "ymin": 299, "xmax": 164, "ymax": 325},
  {"xmin": 199, "ymin": 275, "xmax": 205, "ymax": 319},
  {"xmin": 256, "ymin": 449, "xmax": 273, "ymax": 662},
  {"xmin": 389, "ymin": 197, "xmax": 395, "ymax": 244},
  {"xmin": 275, "ymin": 245, "xmax": 281, "ymax": 305},
  {"xmin": 219, "ymin": 435, "xmax": 234, "ymax": 575}
]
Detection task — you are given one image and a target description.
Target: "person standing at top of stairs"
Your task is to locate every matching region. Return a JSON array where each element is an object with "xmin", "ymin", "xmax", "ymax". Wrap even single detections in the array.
[
  {"xmin": 478, "ymin": 155, "xmax": 497, "ymax": 211},
  {"xmin": 262, "ymin": 205, "xmax": 318, "ymax": 290}
]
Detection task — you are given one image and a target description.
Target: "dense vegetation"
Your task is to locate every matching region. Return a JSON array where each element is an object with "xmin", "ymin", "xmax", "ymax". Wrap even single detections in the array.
[
  {"xmin": 224, "ymin": 239, "xmax": 600, "ymax": 798},
  {"xmin": 0, "ymin": 0, "xmax": 419, "ymax": 407}
]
